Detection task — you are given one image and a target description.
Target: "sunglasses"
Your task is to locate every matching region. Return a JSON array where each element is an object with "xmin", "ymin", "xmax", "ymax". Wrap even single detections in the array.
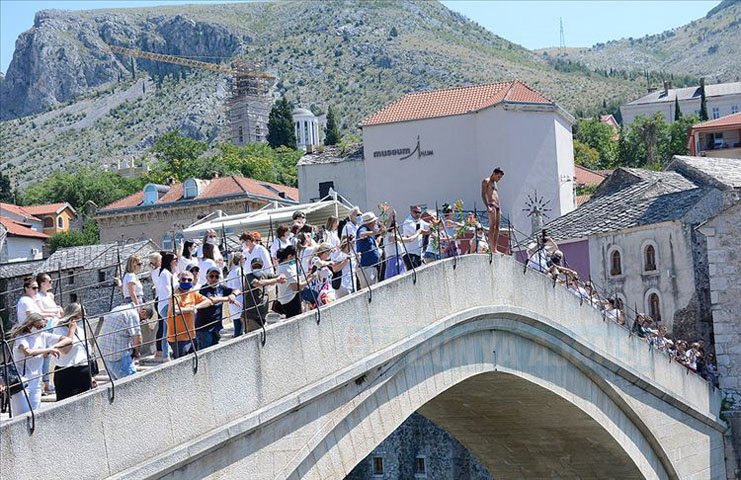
[
  {"xmin": 207, "ymin": 274, "xmax": 220, "ymax": 279},
  {"xmin": 29, "ymin": 286, "xmax": 39, "ymax": 290}
]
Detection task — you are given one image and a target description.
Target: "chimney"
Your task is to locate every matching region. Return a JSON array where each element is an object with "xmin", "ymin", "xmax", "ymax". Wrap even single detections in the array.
[
  {"xmin": 647, "ymin": 86, "xmax": 658, "ymax": 93},
  {"xmin": 700, "ymin": 77, "xmax": 706, "ymax": 89},
  {"xmin": 663, "ymin": 81, "xmax": 672, "ymax": 94}
]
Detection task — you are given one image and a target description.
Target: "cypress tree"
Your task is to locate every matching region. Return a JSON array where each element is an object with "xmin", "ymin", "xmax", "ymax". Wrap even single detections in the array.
[
  {"xmin": 267, "ymin": 96, "xmax": 296, "ymax": 148},
  {"xmin": 324, "ymin": 105, "xmax": 340, "ymax": 145},
  {"xmin": 674, "ymin": 97, "xmax": 682, "ymax": 121},
  {"xmin": 699, "ymin": 85, "xmax": 708, "ymax": 121}
]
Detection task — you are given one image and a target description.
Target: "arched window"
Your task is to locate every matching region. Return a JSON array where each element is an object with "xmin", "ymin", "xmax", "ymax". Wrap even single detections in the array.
[
  {"xmin": 43, "ymin": 217, "xmax": 54, "ymax": 228},
  {"xmin": 610, "ymin": 249, "xmax": 622, "ymax": 276},
  {"xmin": 648, "ymin": 292, "xmax": 661, "ymax": 322},
  {"xmin": 143, "ymin": 184, "xmax": 158, "ymax": 205},
  {"xmin": 644, "ymin": 244, "xmax": 657, "ymax": 271},
  {"xmin": 57, "ymin": 216, "xmax": 64, "ymax": 229},
  {"xmin": 184, "ymin": 179, "xmax": 199, "ymax": 199}
]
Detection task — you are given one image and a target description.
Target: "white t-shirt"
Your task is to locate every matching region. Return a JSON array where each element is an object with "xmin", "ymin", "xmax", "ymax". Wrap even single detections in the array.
[
  {"xmin": 122, "ymin": 272, "xmax": 144, "ymax": 301},
  {"xmin": 35, "ymin": 291, "xmax": 59, "ymax": 316},
  {"xmin": 300, "ymin": 246, "xmax": 315, "ymax": 275},
  {"xmin": 16, "ymin": 296, "xmax": 40, "ymax": 324},
  {"xmin": 384, "ymin": 231, "xmax": 405, "ymax": 259},
  {"xmin": 341, "ymin": 221, "xmax": 358, "ymax": 240},
  {"xmin": 13, "ymin": 330, "xmax": 64, "ymax": 381},
  {"xmin": 324, "ymin": 230, "xmax": 340, "ymax": 248},
  {"xmin": 250, "ymin": 244, "xmax": 274, "ymax": 275},
  {"xmin": 154, "ymin": 269, "xmax": 174, "ymax": 313},
  {"xmin": 276, "ymin": 262, "xmax": 298, "ymax": 304},
  {"xmin": 198, "ymin": 258, "xmax": 218, "ymax": 287},
  {"xmin": 53, "ymin": 324, "xmax": 89, "ymax": 367},
  {"xmin": 177, "ymin": 256, "xmax": 197, "ymax": 275},
  {"xmin": 270, "ymin": 237, "xmax": 291, "ymax": 259},
  {"xmin": 225, "ymin": 265, "xmax": 243, "ymax": 291},
  {"xmin": 330, "ymin": 250, "xmax": 356, "ymax": 292},
  {"xmin": 401, "ymin": 215, "xmax": 426, "ymax": 256}
]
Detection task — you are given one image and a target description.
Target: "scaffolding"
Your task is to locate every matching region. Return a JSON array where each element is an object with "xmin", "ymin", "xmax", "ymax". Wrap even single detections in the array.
[{"xmin": 107, "ymin": 45, "xmax": 274, "ymax": 146}]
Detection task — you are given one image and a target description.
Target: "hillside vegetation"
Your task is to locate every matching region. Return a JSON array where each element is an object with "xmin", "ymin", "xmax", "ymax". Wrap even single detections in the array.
[
  {"xmin": 555, "ymin": 0, "xmax": 740, "ymax": 82},
  {"xmin": 1, "ymin": 0, "xmax": 737, "ymax": 186}
]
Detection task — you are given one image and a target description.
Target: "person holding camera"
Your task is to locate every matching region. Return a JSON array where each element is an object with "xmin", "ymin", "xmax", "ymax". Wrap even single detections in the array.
[{"xmin": 401, "ymin": 205, "xmax": 426, "ymax": 270}]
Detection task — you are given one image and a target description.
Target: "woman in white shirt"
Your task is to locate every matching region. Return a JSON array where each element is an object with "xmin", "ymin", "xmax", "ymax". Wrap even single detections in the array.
[
  {"xmin": 154, "ymin": 252, "xmax": 177, "ymax": 361},
  {"xmin": 323, "ymin": 216, "xmax": 341, "ymax": 249},
  {"xmin": 34, "ymin": 272, "xmax": 63, "ymax": 395},
  {"xmin": 122, "ymin": 255, "xmax": 144, "ymax": 305},
  {"xmin": 52, "ymin": 303, "xmax": 94, "ymax": 401},
  {"xmin": 16, "ymin": 277, "xmax": 41, "ymax": 325},
  {"xmin": 330, "ymin": 237, "xmax": 355, "ymax": 298},
  {"xmin": 178, "ymin": 240, "xmax": 198, "ymax": 274},
  {"xmin": 10, "ymin": 312, "xmax": 73, "ymax": 414},
  {"xmin": 225, "ymin": 254, "xmax": 246, "ymax": 336},
  {"xmin": 270, "ymin": 224, "xmax": 292, "ymax": 268},
  {"xmin": 198, "ymin": 243, "xmax": 219, "ymax": 287}
]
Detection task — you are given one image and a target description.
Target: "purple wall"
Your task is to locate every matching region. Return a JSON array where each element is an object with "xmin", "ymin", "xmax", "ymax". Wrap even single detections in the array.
[{"xmin": 559, "ymin": 239, "xmax": 590, "ymax": 279}]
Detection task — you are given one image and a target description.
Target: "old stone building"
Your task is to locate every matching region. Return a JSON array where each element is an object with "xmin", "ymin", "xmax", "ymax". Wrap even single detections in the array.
[
  {"xmin": 96, "ymin": 176, "xmax": 298, "ymax": 247},
  {"xmin": 544, "ymin": 156, "xmax": 740, "ymax": 346},
  {"xmin": 0, "ymin": 240, "xmax": 159, "ymax": 326},
  {"xmin": 345, "ymin": 413, "xmax": 493, "ymax": 480}
]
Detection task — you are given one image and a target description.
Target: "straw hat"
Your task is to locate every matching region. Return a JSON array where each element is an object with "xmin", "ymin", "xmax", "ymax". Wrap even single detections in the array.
[{"xmin": 361, "ymin": 211, "xmax": 378, "ymax": 224}]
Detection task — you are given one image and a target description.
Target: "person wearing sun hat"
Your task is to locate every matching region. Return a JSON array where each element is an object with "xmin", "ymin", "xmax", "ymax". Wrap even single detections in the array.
[{"xmin": 356, "ymin": 211, "xmax": 385, "ymax": 288}]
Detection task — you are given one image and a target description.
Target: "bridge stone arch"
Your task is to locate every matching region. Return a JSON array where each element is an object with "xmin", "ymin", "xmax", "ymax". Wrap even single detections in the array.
[{"xmin": 0, "ymin": 256, "xmax": 726, "ymax": 480}]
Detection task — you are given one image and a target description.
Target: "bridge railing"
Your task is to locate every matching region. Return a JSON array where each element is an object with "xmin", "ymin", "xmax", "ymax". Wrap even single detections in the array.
[{"xmin": 0, "ymin": 208, "xmax": 721, "ymax": 433}]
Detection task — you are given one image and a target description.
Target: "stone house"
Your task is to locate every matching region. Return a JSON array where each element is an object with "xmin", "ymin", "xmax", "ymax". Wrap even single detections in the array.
[
  {"xmin": 544, "ymin": 156, "xmax": 740, "ymax": 345},
  {"xmin": 96, "ymin": 176, "xmax": 298, "ymax": 247},
  {"xmin": 0, "ymin": 240, "xmax": 159, "ymax": 326}
]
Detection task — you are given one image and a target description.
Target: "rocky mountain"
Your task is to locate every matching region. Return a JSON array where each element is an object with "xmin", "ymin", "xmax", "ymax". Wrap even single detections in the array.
[
  {"xmin": 1, "ymin": 0, "xmax": 735, "ymax": 186},
  {"xmin": 553, "ymin": 0, "xmax": 741, "ymax": 82}
]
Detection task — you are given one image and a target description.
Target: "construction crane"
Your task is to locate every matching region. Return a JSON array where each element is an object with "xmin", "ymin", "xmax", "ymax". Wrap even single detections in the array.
[{"xmin": 107, "ymin": 44, "xmax": 276, "ymax": 145}]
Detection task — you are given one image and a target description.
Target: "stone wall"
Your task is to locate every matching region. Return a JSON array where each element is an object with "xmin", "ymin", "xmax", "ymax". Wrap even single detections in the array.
[{"xmin": 345, "ymin": 413, "xmax": 493, "ymax": 480}]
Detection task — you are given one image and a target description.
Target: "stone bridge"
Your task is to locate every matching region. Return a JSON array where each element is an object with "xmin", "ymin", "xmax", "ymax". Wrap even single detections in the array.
[{"xmin": 0, "ymin": 255, "xmax": 728, "ymax": 479}]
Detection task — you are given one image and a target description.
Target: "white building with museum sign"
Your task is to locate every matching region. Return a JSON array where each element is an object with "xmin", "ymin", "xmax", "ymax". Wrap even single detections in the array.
[{"xmin": 298, "ymin": 81, "xmax": 576, "ymax": 235}]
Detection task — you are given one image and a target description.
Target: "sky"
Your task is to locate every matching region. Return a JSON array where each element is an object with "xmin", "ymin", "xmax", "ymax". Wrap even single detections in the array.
[{"xmin": 0, "ymin": 0, "xmax": 721, "ymax": 73}]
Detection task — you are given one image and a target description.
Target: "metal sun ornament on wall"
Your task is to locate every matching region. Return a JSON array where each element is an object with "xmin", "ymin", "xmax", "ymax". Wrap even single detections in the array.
[{"xmin": 523, "ymin": 190, "xmax": 552, "ymax": 234}]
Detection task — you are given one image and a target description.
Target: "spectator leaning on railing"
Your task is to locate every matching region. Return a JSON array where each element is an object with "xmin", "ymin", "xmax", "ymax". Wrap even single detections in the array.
[{"xmin": 98, "ymin": 303, "xmax": 153, "ymax": 380}]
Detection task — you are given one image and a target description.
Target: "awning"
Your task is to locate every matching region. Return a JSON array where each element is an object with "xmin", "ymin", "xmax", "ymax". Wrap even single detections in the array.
[{"xmin": 182, "ymin": 199, "xmax": 354, "ymax": 243}]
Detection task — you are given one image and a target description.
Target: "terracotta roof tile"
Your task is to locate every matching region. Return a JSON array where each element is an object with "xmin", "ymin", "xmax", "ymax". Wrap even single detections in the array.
[
  {"xmin": 0, "ymin": 202, "xmax": 41, "ymax": 222},
  {"xmin": 359, "ymin": 80, "xmax": 553, "ymax": 127},
  {"xmin": 690, "ymin": 112, "xmax": 741, "ymax": 131},
  {"xmin": 574, "ymin": 165, "xmax": 607, "ymax": 187},
  {"xmin": 99, "ymin": 176, "xmax": 298, "ymax": 212},
  {"xmin": 22, "ymin": 202, "xmax": 75, "ymax": 216},
  {"xmin": 0, "ymin": 216, "xmax": 49, "ymax": 239}
]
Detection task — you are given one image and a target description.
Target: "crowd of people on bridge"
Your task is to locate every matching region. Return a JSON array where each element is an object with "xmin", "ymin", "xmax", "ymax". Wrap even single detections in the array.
[
  {"xmin": 524, "ymin": 232, "xmax": 719, "ymax": 385},
  {"xmin": 0, "ymin": 170, "xmax": 720, "ymax": 417}
]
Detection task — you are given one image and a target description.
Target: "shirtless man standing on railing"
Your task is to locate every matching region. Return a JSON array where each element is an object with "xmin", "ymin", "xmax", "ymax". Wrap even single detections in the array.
[{"xmin": 481, "ymin": 167, "xmax": 505, "ymax": 253}]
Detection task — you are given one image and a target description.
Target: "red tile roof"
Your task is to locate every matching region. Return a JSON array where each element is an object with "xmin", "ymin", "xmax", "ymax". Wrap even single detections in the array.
[
  {"xmin": 574, "ymin": 165, "xmax": 607, "ymax": 187},
  {"xmin": 576, "ymin": 194, "xmax": 592, "ymax": 207},
  {"xmin": 0, "ymin": 216, "xmax": 49, "ymax": 239},
  {"xmin": 99, "ymin": 176, "xmax": 299, "ymax": 212},
  {"xmin": 0, "ymin": 202, "xmax": 41, "ymax": 222},
  {"xmin": 22, "ymin": 202, "xmax": 76, "ymax": 216},
  {"xmin": 691, "ymin": 112, "xmax": 741, "ymax": 132},
  {"xmin": 359, "ymin": 80, "xmax": 554, "ymax": 127}
]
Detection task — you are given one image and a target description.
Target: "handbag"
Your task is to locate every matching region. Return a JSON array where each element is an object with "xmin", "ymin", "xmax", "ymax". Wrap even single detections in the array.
[
  {"xmin": 4, "ymin": 361, "xmax": 26, "ymax": 396},
  {"xmin": 271, "ymin": 300, "xmax": 285, "ymax": 315},
  {"xmin": 74, "ymin": 329, "xmax": 99, "ymax": 377}
]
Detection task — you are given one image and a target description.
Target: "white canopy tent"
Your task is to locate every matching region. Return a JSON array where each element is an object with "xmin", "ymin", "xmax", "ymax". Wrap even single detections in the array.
[{"xmin": 183, "ymin": 198, "xmax": 354, "ymax": 245}]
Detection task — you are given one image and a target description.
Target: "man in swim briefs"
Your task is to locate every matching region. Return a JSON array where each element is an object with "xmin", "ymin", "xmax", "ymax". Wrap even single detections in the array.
[{"xmin": 481, "ymin": 167, "xmax": 504, "ymax": 253}]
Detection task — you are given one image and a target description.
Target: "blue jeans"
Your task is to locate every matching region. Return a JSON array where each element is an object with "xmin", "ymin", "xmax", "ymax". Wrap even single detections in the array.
[
  {"xmin": 107, "ymin": 355, "xmax": 136, "ymax": 380},
  {"xmin": 169, "ymin": 340, "xmax": 195, "ymax": 358},
  {"xmin": 158, "ymin": 304, "xmax": 171, "ymax": 358},
  {"xmin": 196, "ymin": 330, "xmax": 220, "ymax": 350},
  {"xmin": 233, "ymin": 318, "xmax": 244, "ymax": 338}
]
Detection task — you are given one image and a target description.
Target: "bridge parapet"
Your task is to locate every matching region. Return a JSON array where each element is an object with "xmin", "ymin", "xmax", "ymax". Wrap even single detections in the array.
[{"xmin": 0, "ymin": 254, "xmax": 725, "ymax": 479}]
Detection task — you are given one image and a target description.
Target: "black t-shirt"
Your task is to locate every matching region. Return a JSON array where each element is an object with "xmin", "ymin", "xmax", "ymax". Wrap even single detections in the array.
[{"xmin": 196, "ymin": 284, "xmax": 234, "ymax": 332}]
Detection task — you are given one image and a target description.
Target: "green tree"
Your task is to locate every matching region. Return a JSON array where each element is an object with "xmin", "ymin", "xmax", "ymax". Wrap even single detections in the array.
[
  {"xmin": 20, "ymin": 167, "xmax": 144, "ymax": 210},
  {"xmin": 668, "ymin": 115, "xmax": 700, "ymax": 160},
  {"xmin": 49, "ymin": 219, "xmax": 100, "ymax": 253},
  {"xmin": 324, "ymin": 105, "xmax": 341, "ymax": 146},
  {"xmin": 147, "ymin": 130, "xmax": 209, "ymax": 182},
  {"xmin": 617, "ymin": 113, "xmax": 674, "ymax": 168},
  {"xmin": 267, "ymin": 97, "xmax": 296, "ymax": 149},
  {"xmin": 273, "ymin": 146, "xmax": 303, "ymax": 187},
  {"xmin": 574, "ymin": 118, "xmax": 617, "ymax": 168},
  {"xmin": 573, "ymin": 139, "xmax": 601, "ymax": 169},
  {"xmin": 674, "ymin": 97, "xmax": 682, "ymax": 121},
  {"xmin": 218, "ymin": 143, "xmax": 277, "ymax": 182},
  {"xmin": 699, "ymin": 85, "xmax": 708, "ymax": 121},
  {"xmin": 0, "ymin": 170, "xmax": 15, "ymax": 203}
]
